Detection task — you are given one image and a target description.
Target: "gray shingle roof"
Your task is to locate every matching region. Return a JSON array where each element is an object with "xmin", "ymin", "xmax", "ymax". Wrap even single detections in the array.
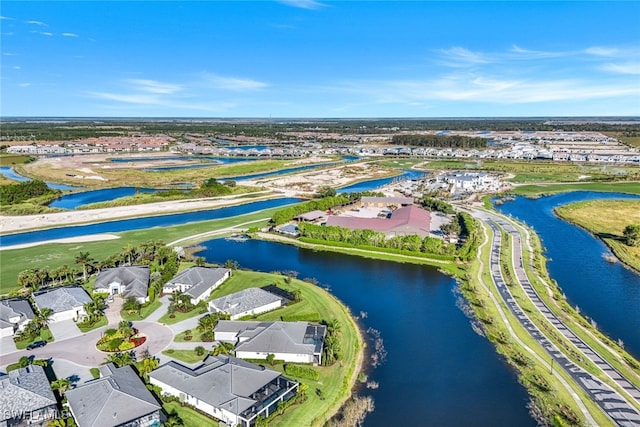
[
  {"xmin": 215, "ymin": 321, "xmax": 326, "ymax": 356},
  {"xmin": 33, "ymin": 286, "xmax": 92, "ymax": 314},
  {"xmin": 0, "ymin": 365, "xmax": 57, "ymax": 422},
  {"xmin": 65, "ymin": 363, "xmax": 161, "ymax": 427},
  {"xmin": 209, "ymin": 288, "xmax": 283, "ymax": 317},
  {"xmin": 149, "ymin": 355, "xmax": 281, "ymax": 415},
  {"xmin": 166, "ymin": 267, "xmax": 231, "ymax": 299},
  {"xmin": 0, "ymin": 299, "xmax": 35, "ymax": 321},
  {"xmin": 94, "ymin": 266, "xmax": 149, "ymax": 299}
]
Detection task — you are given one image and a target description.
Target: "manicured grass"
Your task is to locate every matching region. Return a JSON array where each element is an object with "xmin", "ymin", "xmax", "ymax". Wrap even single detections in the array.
[
  {"xmin": 466, "ymin": 222, "xmax": 615, "ymax": 426},
  {"xmin": 163, "ymin": 401, "xmax": 219, "ymax": 426},
  {"xmin": 161, "ymin": 349, "xmax": 207, "ymax": 364},
  {"xmin": 90, "ymin": 367, "xmax": 100, "ymax": 379},
  {"xmin": 121, "ymin": 299, "xmax": 163, "ymax": 321},
  {"xmin": 77, "ymin": 315, "xmax": 108, "ymax": 332},
  {"xmin": 555, "ymin": 199, "xmax": 640, "ymax": 272},
  {"xmin": 14, "ymin": 327, "xmax": 54, "ymax": 350},
  {"xmin": 0, "ymin": 154, "xmax": 33, "ymax": 165},
  {"xmin": 158, "ymin": 306, "xmax": 207, "ymax": 325},
  {"xmin": 0, "ymin": 204, "xmax": 293, "ymax": 295},
  {"xmin": 512, "ymin": 181, "xmax": 640, "ymax": 197}
]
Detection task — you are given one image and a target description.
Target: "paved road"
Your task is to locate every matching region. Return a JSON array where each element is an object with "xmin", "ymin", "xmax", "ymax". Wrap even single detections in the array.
[{"xmin": 474, "ymin": 209, "xmax": 640, "ymax": 426}]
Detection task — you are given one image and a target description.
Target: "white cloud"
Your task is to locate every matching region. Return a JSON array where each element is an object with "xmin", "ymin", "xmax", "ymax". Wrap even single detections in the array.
[
  {"xmin": 584, "ymin": 46, "xmax": 621, "ymax": 57},
  {"xmin": 62, "ymin": 32, "xmax": 79, "ymax": 37},
  {"xmin": 127, "ymin": 79, "xmax": 183, "ymax": 94},
  {"xmin": 18, "ymin": 83, "xmax": 31, "ymax": 87},
  {"xmin": 0, "ymin": 16, "xmax": 14, "ymax": 20},
  {"xmin": 13, "ymin": 66, "xmax": 21, "ymax": 70},
  {"xmin": 40, "ymin": 32, "xmax": 53, "ymax": 36},
  {"xmin": 25, "ymin": 20, "xmax": 46, "ymax": 26},
  {"xmin": 277, "ymin": 0, "xmax": 326, "ymax": 10},
  {"xmin": 600, "ymin": 62, "xmax": 640, "ymax": 75},
  {"xmin": 202, "ymin": 73, "xmax": 269, "ymax": 91},
  {"xmin": 438, "ymin": 47, "xmax": 491, "ymax": 66},
  {"xmin": 89, "ymin": 92, "xmax": 161, "ymax": 104}
]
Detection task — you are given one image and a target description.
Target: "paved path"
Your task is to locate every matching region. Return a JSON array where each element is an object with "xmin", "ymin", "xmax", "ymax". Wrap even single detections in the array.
[{"xmin": 474, "ymin": 209, "xmax": 640, "ymax": 426}]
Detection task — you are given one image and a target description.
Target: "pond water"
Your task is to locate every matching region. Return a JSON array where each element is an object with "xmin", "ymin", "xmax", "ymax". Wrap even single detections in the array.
[
  {"xmin": 0, "ymin": 198, "xmax": 302, "ymax": 247},
  {"xmin": 195, "ymin": 239, "xmax": 535, "ymax": 426},
  {"xmin": 496, "ymin": 191, "xmax": 640, "ymax": 358},
  {"xmin": 0, "ymin": 166, "xmax": 80, "ymax": 191}
]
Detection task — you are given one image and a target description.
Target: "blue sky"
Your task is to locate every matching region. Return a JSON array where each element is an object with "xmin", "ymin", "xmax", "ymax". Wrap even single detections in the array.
[{"xmin": 1, "ymin": 1, "xmax": 639, "ymax": 118}]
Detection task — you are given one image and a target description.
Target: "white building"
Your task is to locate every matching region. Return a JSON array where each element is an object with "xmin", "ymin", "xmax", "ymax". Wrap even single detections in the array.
[
  {"xmin": 32, "ymin": 286, "xmax": 92, "ymax": 322},
  {"xmin": 164, "ymin": 267, "xmax": 231, "ymax": 305},
  {"xmin": 208, "ymin": 288, "xmax": 284, "ymax": 320}
]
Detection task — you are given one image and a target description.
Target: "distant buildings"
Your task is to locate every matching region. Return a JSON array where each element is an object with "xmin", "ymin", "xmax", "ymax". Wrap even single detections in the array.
[{"xmin": 326, "ymin": 205, "xmax": 431, "ymax": 238}]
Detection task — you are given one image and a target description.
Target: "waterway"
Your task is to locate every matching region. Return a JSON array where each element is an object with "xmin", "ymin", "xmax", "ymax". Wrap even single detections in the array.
[
  {"xmin": 48, "ymin": 187, "xmax": 161, "ymax": 209},
  {"xmin": 496, "ymin": 191, "xmax": 640, "ymax": 358},
  {"xmin": 0, "ymin": 166, "xmax": 79, "ymax": 191},
  {"xmin": 0, "ymin": 198, "xmax": 302, "ymax": 246},
  {"xmin": 195, "ymin": 238, "xmax": 535, "ymax": 426}
]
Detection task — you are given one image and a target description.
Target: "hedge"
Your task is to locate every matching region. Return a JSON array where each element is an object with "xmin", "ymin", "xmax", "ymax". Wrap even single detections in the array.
[{"xmin": 284, "ymin": 364, "xmax": 320, "ymax": 381}]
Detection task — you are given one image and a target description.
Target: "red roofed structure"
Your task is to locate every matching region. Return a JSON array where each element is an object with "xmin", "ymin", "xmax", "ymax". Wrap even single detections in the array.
[{"xmin": 326, "ymin": 205, "xmax": 431, "ymax": 237}]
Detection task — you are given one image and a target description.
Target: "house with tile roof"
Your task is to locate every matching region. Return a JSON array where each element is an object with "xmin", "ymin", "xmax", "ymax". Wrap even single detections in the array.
[
  {"xmin": 0, "ymin": 365, "xmax": 57, "ymax": 426},
  {"xmin": 208, "ymin": 288, "xmax": 284, "ymax": 320},
  {"xmin": 214, "ymin": 321, "xmax": 326, "ymax": 365},
  {"xmin": 326, "ymin": 205, "xmax": 431, "ymax": 237},
  {"xmin": 65, "ymin": 363, "xmax": 162, "ymax": 427},
  {"xmin": 163, "ymin": 267, "xmax": 231, "ymax": 305},
  {"xmin": 148, "ymin": 355, "xmax": 297, "ymax": 427},
  {"xmin": 33, "ymin": 286, "xmax": 92, "ymax": 322},
  {"xmin": 94, "ymin": 266, "xmax": 150, "ymax": 304},
  {"xmin": 0, "ymin": 299, "xmax": 35, "ymax": 338}
]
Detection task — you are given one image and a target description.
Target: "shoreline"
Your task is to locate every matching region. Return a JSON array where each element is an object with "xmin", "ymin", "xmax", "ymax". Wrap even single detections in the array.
[{"xmin": 553, "ymin": 208, "xmax": 640, "ymax": 274}]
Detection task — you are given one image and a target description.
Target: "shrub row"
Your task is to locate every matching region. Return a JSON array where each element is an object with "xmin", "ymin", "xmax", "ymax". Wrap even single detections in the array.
[{"xmin": 284, "ymin": 364, "xmax": 320, "ymax": 381}]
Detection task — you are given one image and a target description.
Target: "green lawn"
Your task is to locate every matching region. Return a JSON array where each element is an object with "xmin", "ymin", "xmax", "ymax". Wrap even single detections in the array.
[
  {"xmin": 14, "ymin": 327, "xmax": 54, "ymax": 350},
  {"xmin": 158, "ymin": 306, "xmax": 207, "ymax": 325},
  {"xmin": 0, "ymin": 204, "xmax": 294, "ymax": 295},
  {"xmin": 121, "ymin": 299, "xmax": 163, "ymax": 321},
  {"xmin": 161, "ymin": 349, "xmax": 208, "ymax": 364},
  {"xmin": 163, "ymin": 401, "xmax": 220, "ymax": 426},
  {"xmin": 511, "ymin": 181, "xmax": 640, "ymax": 197},
  {"xmin": 77, "ymin": 315, "xmax": 108, "ymax": 332}
]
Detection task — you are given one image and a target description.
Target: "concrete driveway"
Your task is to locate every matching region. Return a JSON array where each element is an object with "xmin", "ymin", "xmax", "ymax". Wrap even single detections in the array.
[
  {"xmin": 0, "ymin": 336, "xmax": 17, "ymax": 356},
  {"xmin": 48, "ymin": 319, "xmax": 83, "ymax": 341}
]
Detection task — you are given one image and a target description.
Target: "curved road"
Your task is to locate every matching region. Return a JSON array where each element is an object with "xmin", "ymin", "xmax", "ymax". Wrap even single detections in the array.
[{"xmin": 473, "ymin": 209, "xmax": 640, "ymax": 426}]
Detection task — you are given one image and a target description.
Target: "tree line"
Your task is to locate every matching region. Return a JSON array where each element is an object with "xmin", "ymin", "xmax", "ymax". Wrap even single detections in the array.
[
  {"xmin": 391, "ymin": 134, "xmax": 488, "ymax": 148},
  {"xmin": 0, "ymin": 180, "xmax": 59, "ymax": 205}
]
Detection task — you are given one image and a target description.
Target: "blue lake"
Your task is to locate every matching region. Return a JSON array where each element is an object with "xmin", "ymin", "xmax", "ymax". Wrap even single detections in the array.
[
  {"xmin": 48, "ymin": 187, "xmax": 161, "ymax": 209},
  {"xmin": 496, "ymin": 191, "xmax": 640, "ymax": 357},
  {"xmin": 195, "ymin": 238, "xmax": 535, "ymax": 426},
  {"xmin": 0, "ymin": 166, "xmax": 79, "ymax": 191},
  {"xmin": 0, "ymin": 198, "xmax": 302, "ymax": 247}
]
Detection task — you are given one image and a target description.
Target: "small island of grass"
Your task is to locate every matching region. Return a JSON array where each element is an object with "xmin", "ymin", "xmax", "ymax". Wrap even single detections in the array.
[{"xmin": 555, "ymin": 199, "xmax": 640, "ymax": 272}]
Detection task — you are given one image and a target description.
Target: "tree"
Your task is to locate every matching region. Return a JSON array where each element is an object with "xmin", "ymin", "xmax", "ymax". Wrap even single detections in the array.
[
  {"xmin": 34, "ymin": 307, "xmax": 53, "ymax": 330},
  {"xmin": 18, "ymin": 356, "xmax": 31, "ymax": 368},
  {"xmin": 212, "ymin": 342, "xmax": 235, "ymax": 356},
  {"xmin": 623, "ymin": 224, "xmax": 640, "ymax": 247},
  {"xmin": 121, "ymin": 244, "xmax": 138, "ymax": 265},
  {"xmin": 316, "ymin": 185, "xmax": 336, "ymax": 198},
  {"xmin": 138, "ymin": 356, "xmax": 160, "ymax": 380},
  {"xmin": 195, "ymin": 346, "xmax": 206, "ymax": 357},
  {"xmin": 266, "ymin": 353, "xmax": 275, "ymax": 366},
  {"xmin": 195, "ymin": 256, "xmax": 206, "ymax": 267},
  {"xmin": 163, "ymin": 410, "xmax": 184, "ymax": 427},
  {"xmin": 224, "ymin": 259, "xmax": 240, "ymax": 270},
  {"xmin": 122, "ymin": 297, "xmax": 141, "ymax": 315},
  {"xmin": 75, "ymin": 252, "xmax": 94, "ymax": 282},
  {"xmin": 51, "ymin": 378, "xmax": 72, "ymax": 395},
  {"xmin": 106, "ymin": 351, "xmax": 135, "ymax": 367}
]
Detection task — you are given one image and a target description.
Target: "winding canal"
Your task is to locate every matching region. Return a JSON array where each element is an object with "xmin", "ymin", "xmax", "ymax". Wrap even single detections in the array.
[
  {"xmin": 496, "ymin": 191, "xmax": 640, "ymax": 358},
  {"xmin": 196, "ymin": 238, "xmax": 536, "ymax": 426}
]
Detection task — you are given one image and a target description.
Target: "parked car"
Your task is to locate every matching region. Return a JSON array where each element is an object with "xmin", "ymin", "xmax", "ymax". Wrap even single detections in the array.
[{"xmin": 26, "ymin": 340, "xmax": 47, "ymax": 350}]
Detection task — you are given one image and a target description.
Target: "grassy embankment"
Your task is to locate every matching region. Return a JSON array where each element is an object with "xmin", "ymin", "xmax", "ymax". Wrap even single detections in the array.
[
  {"xmin": 604, "ymin": 132, "xmax": 640, "ymax": 148},
  {"xmin": 555, "ymin": 199, "xmax": 640, "ymax": 272},
  {"xmin": 511, "ymin": 181, "xmax": 640, "ymax": 197},
  {"xmin": 0, "ymin": 206, "xmax": 289, "ymax": 295},
  {"xmin": 164, "ymin": 269, "xmax": 362, "ymax": 427},
  {"xmin": 461, "ymin": 222, "xmax": 613, "ymax": 426}
]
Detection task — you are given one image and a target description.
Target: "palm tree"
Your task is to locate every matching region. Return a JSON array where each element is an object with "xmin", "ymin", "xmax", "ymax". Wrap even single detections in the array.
[
  {"xmin": 75, "ymin": 252, "xmax": 94, "ymax": 283},
  {"xmin": 51, "ymin": 378, "xmax": 72, "ymax": 395},
  {"xmin": 106, "ymin": 351, "xmax": 135, "ymax": 367},
  {"xmin": 17, "ymin": 269, "xmax": 38, "ymax": 294},
  {"xmin": 212, "ymin": 342, "xmax": 235, "ymax": 356},
  {"xmin": 121, "ymin": 244, "xmax": 138, "ymax": 266},
  {"xmin": 34, "ymin": 307, "xmax": 53, "ymax": 330},
  {"xmin": 163, "ymin": 411, "xmax": 184, "ymax": 427}
]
